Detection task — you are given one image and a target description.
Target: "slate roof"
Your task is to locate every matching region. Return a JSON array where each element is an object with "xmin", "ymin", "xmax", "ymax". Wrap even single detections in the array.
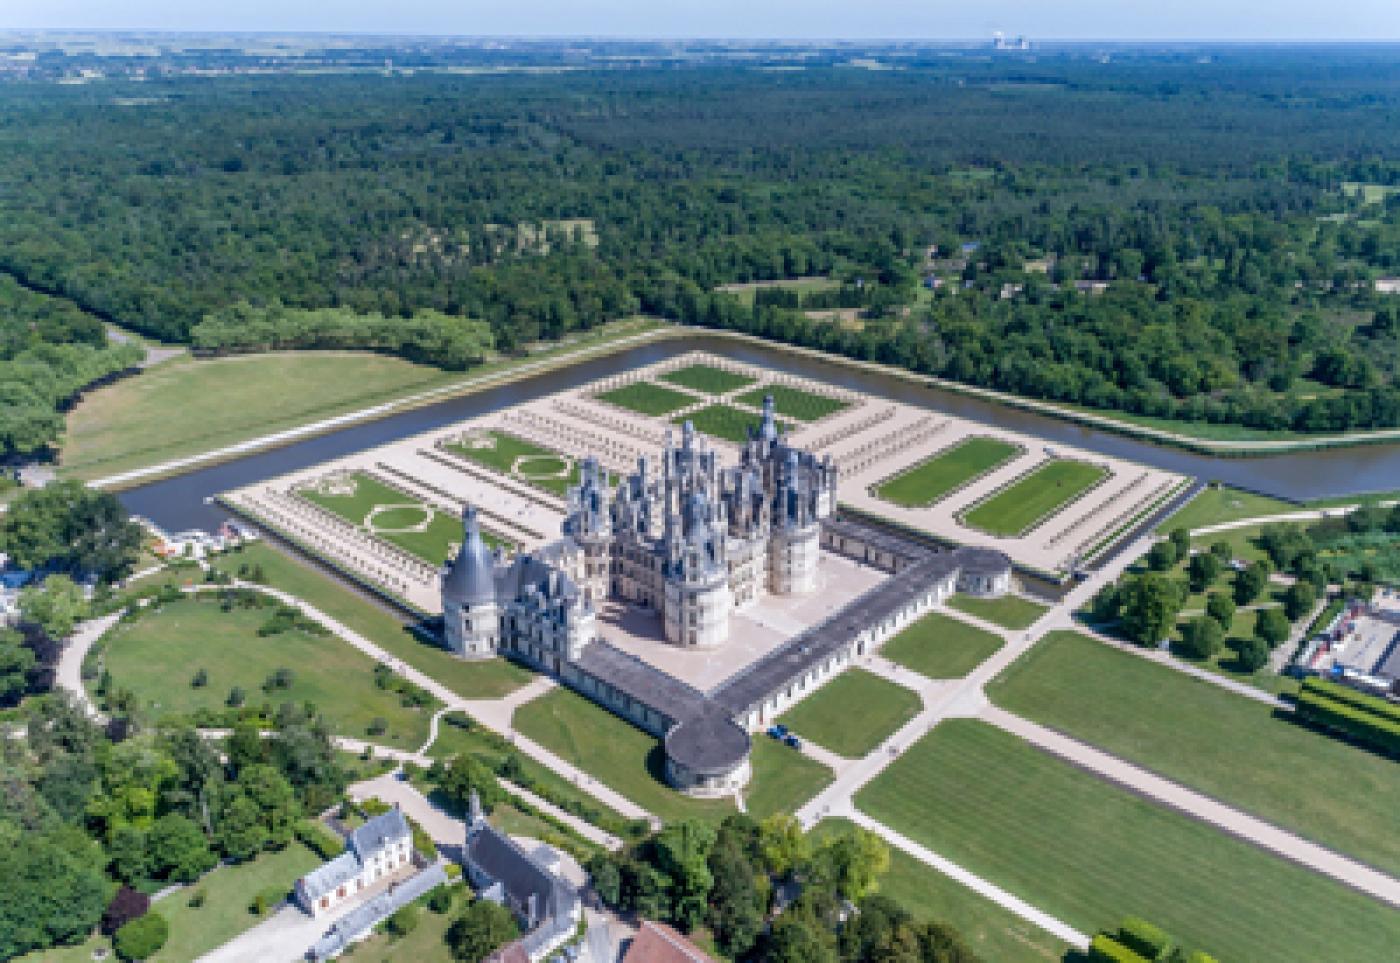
[
  {"xmin": 349, "ymin": 808, "xmax": 410, "ymax": 861},
  {"xmin": 467, "ymin": 821, "xmax": 579, "ymax": 928},
  {"xmin": 298, "ymin": 851, "xmax": 360, "ymax": 903},
  {"xmin": 663, "ymin": 702, "xmax": 751, "ymax": 776},
  {"xmin": 572, "ymin": 640, "xmax": 709, "ymax": 726},
  {"xmin": 310, "ymin": 863, "xmax": 449, "ymax": 960},
  {"xmin": 952, "ymin": 545, "xmax": 1012, "ymax": 576}
]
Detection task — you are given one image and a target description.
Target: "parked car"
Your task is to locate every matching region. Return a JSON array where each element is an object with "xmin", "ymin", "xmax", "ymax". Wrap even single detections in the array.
[{"xmin": 784, "ymin": 734, "xmax": 802, "ymax": 750}]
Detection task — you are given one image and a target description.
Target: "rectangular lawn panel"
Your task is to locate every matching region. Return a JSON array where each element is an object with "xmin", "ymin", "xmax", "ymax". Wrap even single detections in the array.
[
  {"xmin": 777, "ymin": 667, "xmax": 922, "ymax": 758},
  {"xmin": 660, "ymin": 363, "xmax": 756, "ymax": 395},
  {"xmin": 988, "ymin": 630, "xmax": 1400, "ymax": 877},
  {"xmin": 814, "ymin": 818, "xmax": 1068, "ymax": 963},
  {"xmin": 882, "ymin": 612, "xmax": 1005, "ymax": 678},
  {"xmin": 596, "ymin": 380, "xmax": 699, "ymax": 416},
  {"xmin": 674, "ymin": 403, "xmax": 792, "ymax": 444},
  {"xmin": 947, "ymin": 594, "xmax": 1047, "ymax": 630},
  {"xmin": 444, "ymin": 430, "xmax": 582, "ymax": 497},
  {"xmin": 100, "ymin": 595, "xmax": 435, "ymax": 747},
  {"xmin": 961, "ymin": 459, "xmax": 1108, "ymax": 536},
  {"xmin": 211, "ymin": 543, "xmax": 533, "ymax": 700},
  {"xmin": 875, "ymin": 437, "xmax": 1021, "ymax": 508},
  {"xmin": 856, "ymin": 719, "xmax": 1400, "ymax": 963},
  {"xmin": 745, "ymin": 737, "xmax": 834, "ymax": 820},
  {"xmin": 735, "ymin": 383, "xmax": 849, "ymax": 421}
]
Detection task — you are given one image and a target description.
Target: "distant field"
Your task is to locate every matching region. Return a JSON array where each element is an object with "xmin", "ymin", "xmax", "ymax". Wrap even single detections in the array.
[
  {"xmin": 814, "ymin": 818, "xmax": 1067, "ymax": 963},
  {"xmin": 713, "ymin": 276, "xmax": 839, "ymax": 306},
  {"xmin": 1158, "ymin": 485, "xmax": 1295, "ymax": 532},
  {"xmin": 947, "ymin": 594, "xmax": 1046, "ymax": 630},
  {"xmin": 961, "ymin": 460, "xmax": 1107, "ymax": 536},
  {"xmin": 596, "ymin": 380, "xmax": 697, "ymax": 416},
  {"xmin": 776, "ymin": 668, "xmax": 922, "ymax": 757},
  {"xmin": 100, "ymin": 596, "xmax": 435, "ymax": 747},
  {"xmin": 735, "ymin": 383, "xmax": 849, "ymax": 422},
  {"xmin": 882, "ymin": 611, "xmax": 1005, "ymax": 678},
  {"xmin": 299, "ymin": 471, "xmax": 496, "ymax": 566},
  {"xmin": 675, "ymin": 403, "xmax": 792, "ymax": 444},
  {"xmin": 660, "ymin": 363, "xmax": 755, "ymax": 395},
  {"xmin": 444, "ymin": 429, "xmax": 581, "ymax": 497},
  {"xmin": 875, "ymin": 437, "xmax": 1021, "ymax": 508},
  {"xmin": 856, "ymin": 720, "xmax": 1400, "ymax": 962},
  {"xmin": 988, "ymin": 630, "xmax": 1400, "ymax": 876}
]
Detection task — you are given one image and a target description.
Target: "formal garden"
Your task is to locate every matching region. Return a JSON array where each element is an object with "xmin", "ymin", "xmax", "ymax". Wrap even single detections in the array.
[
  {"xmin": 444, "ymin": 429, "xmax": 582, "ymax": 497},
  {"xmin": 734, "ymin": 382, "xmax": 849, "ymax": 421},
  {"xmin": 659, "ymin": 362, "xmax": 756, "ymax": 395},
  {"xmin": 960, "ymin": 459, "xmax": 1109, "ymax": 537},
  {"xmin": 595, "ymin": 380, "xmax": 698, "ymax": 416},
  {"xmin": 672, "ymin": 403, "xmax": 793, "ymax": 444},
  {"xmin": 874, "ymin": 436, "xmax": 1023, "ymax": 508}
]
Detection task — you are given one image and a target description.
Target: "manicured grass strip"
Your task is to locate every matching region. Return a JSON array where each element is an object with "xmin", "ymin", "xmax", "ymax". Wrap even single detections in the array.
[
  {"xmin": 660, "ymin": 363, "xmax": 755, "ymax": 395},
  {"xmin": 947, "ymin": 594, "xmax": 1046, "ymax": 631},
  {"xmin": 211, "ymin": 543, "xmax": 533, "ymax": 700},
  {"xmin": 961, "ymin": 460, "xmax": 1108, "ymax": 537},
  {"xmin": 814, "ymin": 818, "xmax": 1068, "ymax": 963},
  {"xmin": 596, "ymin": 380, "xmax": 698, "ymax": 416},
  {"xmin": 1157, "ymin": 484, "xmax": 1294, "ymax": 533},
  {"xmin": 777, "ymin": 668, "xmax": 922, "ymax": 758},
  {"xmin": 514, "ymin": 687, "xmax": 735, "ymax": 824},
  {"xmin": 856, "ymin": 720, "xmax": 1400, "ymax": 963},
  {"xmin": 674, "ymin": 403, "xmax": 793, "ymax": 444},
  {"xmin": 444, "ymin": 430, "xmax": 582, "ymax": 497},
  {"xmin": 745, "ymin": 738, "xmax": 834, "ymax": 820},
  {"xmin": 882, "ymin": 612, "xmax": 1005, "ymax": 678},
  {"xmin": 989, "ymin": 631, "xmax": 1400, "ymax": 875},
  {"xmin": 348, "ymin": 882, "xmax": 466, "ymax": 963},
  {"xmin": 875, "ymin": 437, "xmax": 1022, "ymax": 508},
  {"xmin": 300, "ymin": 470, "xmax": 500, "ymax": 566},
  {"xmin": 101, "ymin": 596, "xmax": 435, "ymax": 747},
  {"xmin": 735, "ymin": 383, "xmax": 849, "ymax": 422}
]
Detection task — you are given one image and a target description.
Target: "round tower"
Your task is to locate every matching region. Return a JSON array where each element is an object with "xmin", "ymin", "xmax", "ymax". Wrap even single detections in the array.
[{"xmin": 441, "ymin": 505, "xmax": 500, "ymax": 658}]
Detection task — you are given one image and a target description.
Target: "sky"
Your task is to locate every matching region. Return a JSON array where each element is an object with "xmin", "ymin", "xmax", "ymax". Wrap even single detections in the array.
[{"xmin": 2, "ymin": 1, "xmax": 1399, "ymax": 42}]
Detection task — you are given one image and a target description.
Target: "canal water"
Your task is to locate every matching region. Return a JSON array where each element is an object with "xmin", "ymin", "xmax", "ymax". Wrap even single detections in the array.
[{"xmin": 118, "ymin": 335, "xmax": 1400, "ymax": 532}]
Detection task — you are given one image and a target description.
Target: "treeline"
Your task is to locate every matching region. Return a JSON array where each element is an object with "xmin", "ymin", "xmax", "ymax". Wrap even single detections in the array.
[{"xmin": 0, "ymin": 276, "xmax": 141, "ymax": 458}]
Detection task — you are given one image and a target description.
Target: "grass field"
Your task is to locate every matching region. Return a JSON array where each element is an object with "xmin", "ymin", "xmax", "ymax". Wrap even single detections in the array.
[
  {"xmin": 745, "ymin": 737, "xmax": 834, "ymax": 819},
  {"xmin": 991, "ymin": 630, "xmax": 1400, "ymax": 873},
  {"xmin": 101, "ymin": 596, "xmax": 436, "ymax": 747},
  {"xmin": 882, "ymin": 612, "xmax": 1005, "ymax": 678},
  {"xmin": 513, "ymin": 687, "xmax": 735, "ymax": 823},
  {"xmin": 674, "ymin": 403, "xmax": 792, "ymax": 444},
  {"xmin": 961, "ymin": 460, "xmax": 1108, "ymax": 536},
  {"xmin": 596, "ymin": 380, "xmax": 698, "ymax": 416},
  {"xmin": 59, "ymin": 318, "xmax": 663, "ymax": 483},
  {"xmin": 211, "ymin": 543, "xmax": 533, "ymax": 700},
  {"xmin": 814, "ymin": 819, "xmax": 1068, "ymax": 963},
  {"xmin": 947, "ymin": 594, "xmax": 1047, "ymax": 630},
  {"xmin": 444, "ymin": 430, "xmax": 581, "ymax": 497},
  {"xmin": 349, "ymin": 881, "xmax": 463, "ymax": 962},
  {"xmin": 856, "ymin": 720, "xmax": 1400, "ymax": 962},
  {"xmin": 874, "ymin": 437, "xmax": 1022, "ymax": 508},
  {"xmin": 735, "ymin": 383, "xmax": 849, "ymax": 422},
  {"xmin": 660, "ymin": 363, "xmax": 755, "ymax": 395},
  {"xmin": 1158, "ymin": 485, "xmax": 1295, "ymax": 533},
  {"xmin": 713, "ymin": 276, "xmax": 839, "ymax": 306},
  {"xmin": 299, "ymin": 471, "xmax": 504, "ymax": 566},
  {"xmin": 776, "ymin": 668, "xmax": 922, "ymax": 758}
]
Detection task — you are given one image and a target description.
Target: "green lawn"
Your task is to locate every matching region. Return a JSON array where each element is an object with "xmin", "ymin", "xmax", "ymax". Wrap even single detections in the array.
[
  {"xmin": 856, "ymin": 719, "xmax": 1400, "ymax": 963},
  {"xmin": 300, "ymin": 471, "xmax": 504, "ymax": 566},
  {"xmin": 596, "ymin": 380, "xmax": 698, "ymax": 416},
  {"xmin": 1171, "ymin": 605, "xmax": 1300, "ymax": 697},
  {"xmin": 882, "ymin": 612, "xmax": 1005, "ymax": 678},
  {"xmin": 101, "ymin": 596, "xmax": 435, "ymax": 747},
  {"xmin": 777, "ymin": 668, "xmax": 922, "ymax": 758},
  {"xmin": 961, "ymin": 460, "xmax": 1108, "ymax": 537},
  {"xmin": 947, "ymin": 594, "xmax": 1047, "ymax": 630},
  {"xmin": 1157, "ymin": 485, "xmax": 1295, "ymax": 533},
  {"xmin": 874, "ymin": 437, "xmax": 1022, "ymax": 508},
  {"xmin": 991, "ymin": 630, "xmax": 1400, "ymax": 874},
  {"xmin": 674, "ymin": 403, "xmax": 792, "ymax": 444},
  {"xmin": 814, "ymin": 818, "xmax": 1068, "ymax": 963},
  {"xmin": 211, "ymin": 543, "xmax": 533, "ymax": 700},
  {"xmin": 660, "ymin": 363, "xmax": 756, "ymax": 395},
  {"xmin": 348, "ymin": 882, "xmax": 463, "ymax": 963},
  {"xmin": 444, "ymin": 430, "xmax": 582, "ymax": 497},
  {"xmin": 513, "ymin": 687, "xmax": 735, "ymax": 824},
  {"xmin": 735, "ymin": 383, "xmax": 849, "ymax": 422},
  {"xmin": 744, "ymin": 737, "xmax": 834, "ymax": 819}
]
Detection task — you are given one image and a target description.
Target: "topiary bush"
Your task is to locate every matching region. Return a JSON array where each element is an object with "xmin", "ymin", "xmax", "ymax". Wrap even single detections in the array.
[{"xmin": 114, "ymin": 912, "xmax": 168, "ymax": 961}]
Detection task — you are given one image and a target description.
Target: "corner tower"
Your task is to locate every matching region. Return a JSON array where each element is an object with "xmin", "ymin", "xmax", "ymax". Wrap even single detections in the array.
[{"xmin": 441, "ymin": 505, "xmax": 500, "ymax": 658}]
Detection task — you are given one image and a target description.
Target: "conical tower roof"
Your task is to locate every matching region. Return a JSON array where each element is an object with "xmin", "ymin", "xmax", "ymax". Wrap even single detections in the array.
[{"xmin": 443, "ymin": 505, "xmax": 497, "ymax": 606}]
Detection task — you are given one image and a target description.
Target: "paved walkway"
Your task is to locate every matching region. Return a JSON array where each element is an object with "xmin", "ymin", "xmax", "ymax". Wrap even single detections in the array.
[
  {"xmin": 1189, "ymin": 501, "xmax": 1397, "ymax": 537},
  {"xmin": 54, "ymin": 611, "xmax": 123, "ymax": 721},
  {"xmin": 980, "ymin": 706, "xmax": 1400, "ymax": 908}
]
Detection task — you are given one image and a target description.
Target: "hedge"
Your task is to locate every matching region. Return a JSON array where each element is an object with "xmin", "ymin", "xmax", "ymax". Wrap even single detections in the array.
[
  {"xmin": 1088, "ymin": 934, "xmax": 1150, "ymax": 963},
  {"xmin": 1301, "ymin": 677, "xmax": 1400, "ymax": 725},
  {"xmin": 294, "ymin": 820, "xmax": 344, "ymax": 861},
  {"xmin": 1295, "ymin": 684, "xmax": 1400, "ymax": 755},
  {"xmin": 1118, "ymin": 916, "xmax": 1174, "ymax": 961}
]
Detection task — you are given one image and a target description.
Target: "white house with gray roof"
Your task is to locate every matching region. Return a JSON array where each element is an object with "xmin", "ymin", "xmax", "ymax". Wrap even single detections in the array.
[{"xmin": 295, "ymin": 808, "xmax": 414, "ymax": 918}]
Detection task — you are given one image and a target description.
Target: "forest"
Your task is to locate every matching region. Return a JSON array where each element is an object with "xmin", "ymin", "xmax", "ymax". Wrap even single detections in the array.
[{"xmin": 5, "ymin": 46, "xmax": 1400, "ymax": 456}]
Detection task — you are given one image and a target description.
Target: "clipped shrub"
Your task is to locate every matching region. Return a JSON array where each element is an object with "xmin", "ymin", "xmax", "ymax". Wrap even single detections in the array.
[
  {"xmin": 386, "ymin": 904, "xmax": 419, "ymax": 936},
  {"xmin": 427, "ymin": 884, "xmax": 453, "ymax": 914},
  {"xmin": 114, "ymin": 912, "xmax": 169, "ymax": 961},
  {"xmin": 1118, "ymin": 916, "xmax": 1174, "ymax": 960},
  {"xmin": 295, "ymin": 820, "xmax": 346, "ymax": 861},
  {"xmin": 1088, "ymin": 934, "xmax": 1149, "ymax": 963}
]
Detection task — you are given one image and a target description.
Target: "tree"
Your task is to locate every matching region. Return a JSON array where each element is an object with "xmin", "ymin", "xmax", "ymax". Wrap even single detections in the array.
[
  {"xmin": 1187, "ymin": 552, "xmax": 1221, "ymax": 593},
  {"xmin": 0, "ymin": 481, "xmax": 141, "ymax": 581},
  {"xmin": 759, "ymin": 812, "xmax": 810, "ymax": 878},
  {"xmin": 763, "ymin": 913, "xmax": 837, "ymax": 963},
  {"xmin": 434, "ymin": 754, "xmax": 504, "ymax": 815},
  {"xmin": 1283, "ymin": 581, "xmax": 1317, "ymax": 621},
  {"xmin": 215, "ymin": 793, "xmax": 265, "ymax": 861},
  {"xmin": 447, "ymin": 899, "xmax": 520, "ymax": 962},
  {"xmin": 1168, "ymin": 528, "xmax": 1191, "ymax": 560},
  {"xmin": 653, "ymin": 820, "xmax": 716, "ymax": 930},
  {"xmin": 1117, "ymin": 573, "xmax": 1182, "ymax": 646},
  {"xmin": 101, "ymin": 886, "xmax": 150, "ymax": 937},
  {"xmin": 0, "ymin": 629, "xmax": 37, "ymax": 706},
  {"xmin": 1233, "ymin": 563, "xmax": 1268, "ymax": 605},
  {"xmin": 1089, "ymin": 583, "xmax": 1120, "ymax": 623},
  {"xmin": 0, "ymin": 826, "xmax": 109, "ymax": 959},
  {"xmin": 1146, "ymin": 541, "xmax": 1178, "ymax": 572},
  {"xmin": 708, "ymin": 842, "xmax": 765, "ymax": 957},
  {"xmin": 1205, "ymin": 592, "xmax": 1236, "ymax": 629},
  {"xmin": 1209, "ymin": 541, "xmax": 1233, "ymax": 563},
  {"xmin": 1178, "ymin": 616, "xmax": 1224, "ymax": 660},
  {"xmin": 820, "ymin": 827, "xmax": 890, "ymax": 902},
  {"xmin": 148, "ymin": 813, "xmax": 215, "ymax": 882},
  {"xmin": 1233, "ymin": 635, "xmax": 1270, "ymax": 672},
  {"xmin": 18, "ymin": 575, "xmax": 88, "ymax": 639},
  {"xmin": 586, "ymin": 853, "xmax": 622, "ymax": 907},
  {"xmin": 108, "ymin": 825, "xmax": 151, "ymax": 884},
  {"xmin": 1255, "ymin": 607, "xmax": 1290, "ymax": 648},
  {"xmin": 114, "ymin": 911, "xmax": 168, "ymax": 961},
  {"xmin": 236, "ymin": 764, "xmax": 300, "ymax": 847}
]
